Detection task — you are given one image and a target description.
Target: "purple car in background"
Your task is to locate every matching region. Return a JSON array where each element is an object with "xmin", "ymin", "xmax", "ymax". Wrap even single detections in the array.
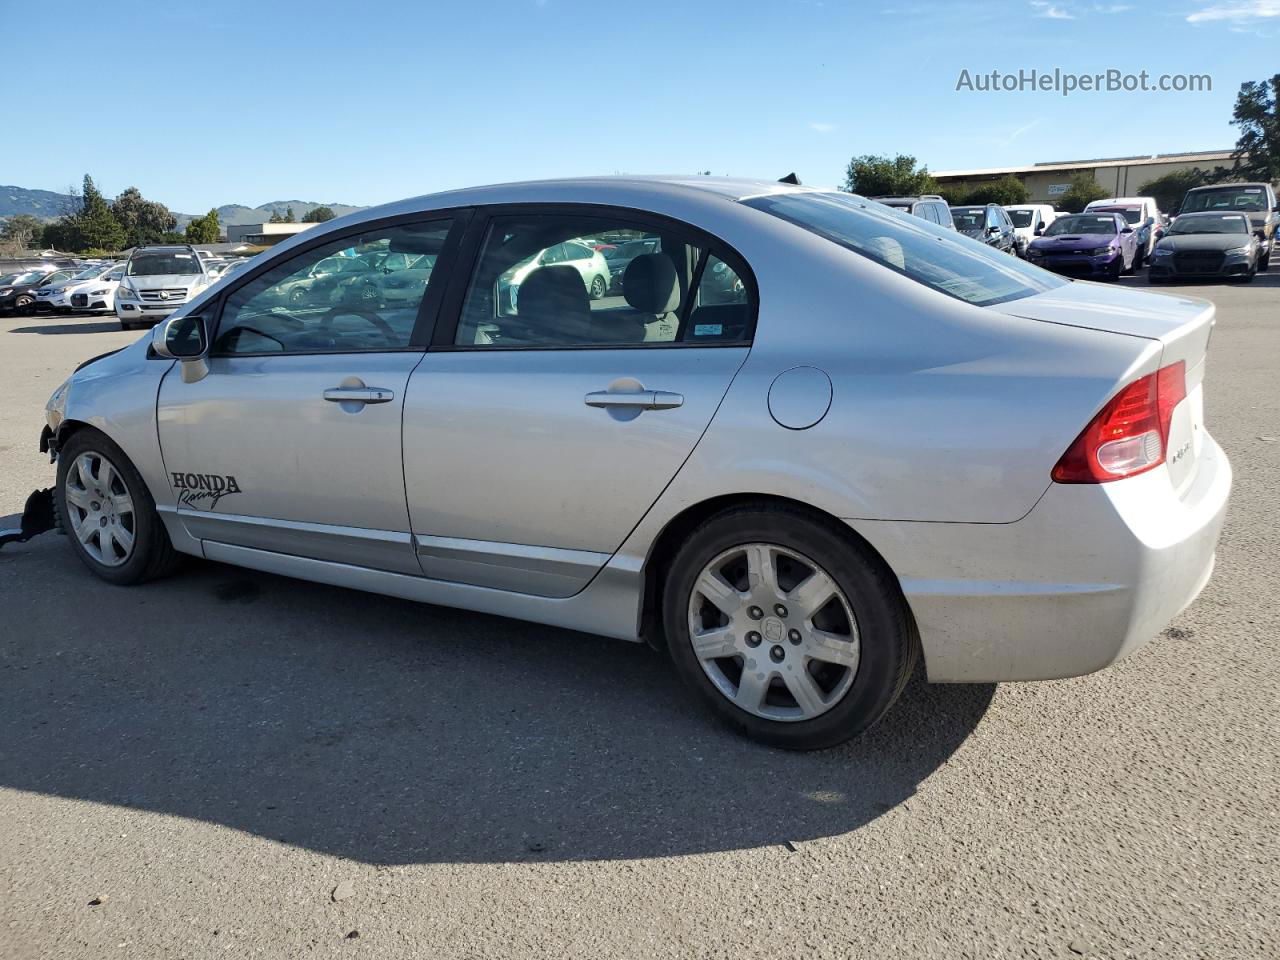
[{"xmin": 1025, "ymin": 212, "xmax": 1139, "ymax": 280}]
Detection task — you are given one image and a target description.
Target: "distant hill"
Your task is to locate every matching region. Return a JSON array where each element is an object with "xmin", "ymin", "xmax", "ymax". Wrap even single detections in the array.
[
  {"xmin": 0, "ymin": 185, "xmax": 77, "ymax": 219},
  {"xmin": 0, "ymin": 185, "xmax": 366, "ymax": 228}
]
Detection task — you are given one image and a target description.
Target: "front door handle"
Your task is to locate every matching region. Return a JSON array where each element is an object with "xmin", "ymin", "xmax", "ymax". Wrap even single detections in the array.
[
  {"xmin": 323, "ymin": 386, "xmax": 394, "ymax": 404},
  {"xmin": 584, "ymin": 389, "xmax": 684, "ymax": 410}
]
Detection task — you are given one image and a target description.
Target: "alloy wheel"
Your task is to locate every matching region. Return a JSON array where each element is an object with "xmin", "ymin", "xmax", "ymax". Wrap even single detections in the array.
[
  {"xmin": 687, "ymin": 543, "xmax": 860, "ymax": 722},
  {"xmin": 64, "ymin": 451, "xmax": 136, "ymax": 567}
]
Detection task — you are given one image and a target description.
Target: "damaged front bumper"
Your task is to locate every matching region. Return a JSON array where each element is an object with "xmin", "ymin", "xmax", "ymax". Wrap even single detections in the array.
[{"xmin": 0, "ymin": 487, "xmax": 57, "ymax": 550}]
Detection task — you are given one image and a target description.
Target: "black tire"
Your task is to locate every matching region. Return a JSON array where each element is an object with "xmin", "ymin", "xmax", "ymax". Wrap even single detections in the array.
[
  {"xmin": 1260, "ymin": 252, "xmax": 1270, "ymax": 272},
  {"xmin": 14, "ymin": 294, "xmax": 35, "ymax": 314},
  {"xmin": 56, "ymin": 427, "xmax": 181, "ymax": 586},
  {"xmin": 1107, "ymin": 256, "xmax": 1123, "ymax": 281},
  {"xmin": 589, "ymin": 275, "xmax": 606, "ymax": 300},
  {"xmin": 662, "ymin": 505, "xmax": 918, "ymax": 750},
  {"xmin": 119, "ymin": 319, "xmax": 135, "ymax": 330}
]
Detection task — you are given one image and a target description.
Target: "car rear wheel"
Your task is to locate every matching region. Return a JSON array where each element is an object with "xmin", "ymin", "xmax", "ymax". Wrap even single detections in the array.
[
  {"xmin": 56, "ymin": 428, "xmax": 181, "ymax": 586},
  {"xmin": 589, "ymin": 275, "xmax": 607, "ymax": 300},
  {"xmin": 662, "ymin": 505, "xmax": 917, "ymax": 750}
]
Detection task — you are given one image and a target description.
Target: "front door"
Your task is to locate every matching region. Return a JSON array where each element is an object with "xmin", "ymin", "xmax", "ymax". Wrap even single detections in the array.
[
  {"xmin": 156, "ymin": 218, "xmax": 458, "ymax": 573},
  {"xmin": 402, "ymin": 210, "xmax": 757, "ymax": 597}
]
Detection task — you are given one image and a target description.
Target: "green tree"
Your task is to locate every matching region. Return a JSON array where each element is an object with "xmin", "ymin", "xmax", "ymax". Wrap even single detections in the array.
[
  {"xmin": 111, "ymin": 187, "xmax": 177, "ymax": 247},
  {"xmin": 963, "ymin": 175, "xmax": 1029, "ymax": 207},
  {"xmin": 1058, "ymin": 173, "xmax": 1109, "ymax": 213},
  {"xmin": 72, "ymin": 175, "xmax": 126, "ymax": 251},
  {"xmin": 1135, "ymin": 168, "xmax": 1218, "ymax": 215},
  {"xmin": 1, "ymin": 213, "xmax": 43, "ymax": 249},
  {"xmin": 302, "ymin": 205, "xmax": 335, "ymax": 223},
  {"xmin": 842, "ymin": 154, "xmax": 938, "ymax": 197},
  {"xmin": 185, "ymin": 208, "xmax": 221, "ymax": 244},
  {"xmin": 1229, "ymin": 73, "xmax": 1280, "ymax": 183},
  {"xmin": 284, "ymin": 205, "xmax": 296, "ymax": 223},
  {"xmin": 268, "ymin": 209, "xmax": 284, "ymax": 223}
]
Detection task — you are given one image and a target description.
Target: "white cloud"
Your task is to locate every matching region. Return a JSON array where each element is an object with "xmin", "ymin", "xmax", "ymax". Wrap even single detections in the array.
[
  {"xmin": 998, "ymin": 118, "xmax": 1042, "ymax": 147},
  {"xmin": 1029, "ymin": 0, "xmax": 1134, "ymax": 15},
  {"xmin": 1187, "ymin": 0, "xmax": 1280, "ymax": 23},
  {"xmin": 809, "ymin": 122, "xmax": 836, "ymax": 134}
]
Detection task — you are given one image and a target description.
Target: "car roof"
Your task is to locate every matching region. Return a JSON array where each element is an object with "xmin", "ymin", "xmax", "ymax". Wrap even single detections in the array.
[{"xmin": 1185, "ymin": 181, "xmax": 1269, "ymax": 190}]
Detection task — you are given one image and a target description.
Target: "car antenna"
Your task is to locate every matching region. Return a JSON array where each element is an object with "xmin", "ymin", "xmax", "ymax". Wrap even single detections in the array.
[{"xmin": 778, "ymin": 172, "xmax": 801, "ymax": 185}]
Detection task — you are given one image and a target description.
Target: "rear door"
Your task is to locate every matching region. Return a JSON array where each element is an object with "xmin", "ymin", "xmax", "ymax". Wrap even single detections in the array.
[
  {"xmin": 401, "ymin": 207, "xmax": 755, "ymax": 597},
  {"xmin": 156, "ymin": 216, "xmax": 463, "ymax": 573}
]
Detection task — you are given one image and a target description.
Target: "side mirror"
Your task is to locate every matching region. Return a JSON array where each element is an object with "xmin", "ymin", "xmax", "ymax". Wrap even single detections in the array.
[
  {"xmin": 1034, "ymin": 224, "xmax": 1045, "ymax": 235},
  {"xmin": 1121, "ymin": 226, "xmax": 1134, "ymax": 234},
  {"xmin": 152, "ymin": 314, "xmax": 210, "ymax": 382},
  {"xmin": 986, "ymin": 225, "xmax": 1000, "ymax": 234}
]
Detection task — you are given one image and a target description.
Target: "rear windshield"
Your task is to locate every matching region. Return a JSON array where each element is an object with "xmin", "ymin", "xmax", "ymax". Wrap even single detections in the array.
[
  {"xmin": 128, "ymin": 252, "xmax": 203, "ymax": 277},
  {"xmin": 744, "ymin": 192, "xmax": 1064, "ymax": 307},
  {"xmin": 1007, "ymin": 210, "xmax": 1035, "ymax": 228}
]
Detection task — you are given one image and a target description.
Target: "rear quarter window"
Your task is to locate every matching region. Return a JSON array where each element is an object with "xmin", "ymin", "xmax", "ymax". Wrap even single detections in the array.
[{"xmin": 745, "ymin": 192, "xmax": 1064, "ymax": 307}]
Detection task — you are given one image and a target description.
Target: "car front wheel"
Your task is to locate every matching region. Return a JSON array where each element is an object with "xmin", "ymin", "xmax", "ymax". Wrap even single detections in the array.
[
  {"xmin": 662, "ymin": 505, "xmax": 917, "ymax": 750},
  {"xmin": 56, "ymin": 428, "xmax": 181, "ymax": 585}
]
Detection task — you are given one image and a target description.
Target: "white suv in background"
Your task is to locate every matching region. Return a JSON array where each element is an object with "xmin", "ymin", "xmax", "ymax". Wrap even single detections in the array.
[
  {"xmin": 115, "ymin": 245, "xmax": 214, "ymax": 330},
  {"xmin": 1005, "ymin": 205, "xmax": 1058, "ymax": 257}
]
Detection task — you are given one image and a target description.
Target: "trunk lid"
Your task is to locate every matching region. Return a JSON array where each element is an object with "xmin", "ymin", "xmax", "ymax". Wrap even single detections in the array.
[{"xmin": 989, "ymin": 282, "xmax": 1214, "ymax": 495}]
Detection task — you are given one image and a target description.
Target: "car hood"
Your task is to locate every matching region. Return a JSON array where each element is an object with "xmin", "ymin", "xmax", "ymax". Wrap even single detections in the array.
[
  {"xmin": 1028, "ymin": 233, "xmax": 1115, "ymax": 250},
  {"xmin": 1156, "ymin": 234, "xmax": 1249, "ymax": 252}
]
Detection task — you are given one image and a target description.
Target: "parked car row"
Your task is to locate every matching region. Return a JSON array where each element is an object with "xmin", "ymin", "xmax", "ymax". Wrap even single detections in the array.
[{"xmin": 867, "ymin": 179, "xmax": 1278, "ymax": 284}]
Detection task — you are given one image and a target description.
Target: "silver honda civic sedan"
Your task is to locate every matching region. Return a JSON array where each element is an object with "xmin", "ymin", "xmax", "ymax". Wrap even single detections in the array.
[{"xmin": 34, "ymin": 176, "xmax": 1231, "ymax": 749}]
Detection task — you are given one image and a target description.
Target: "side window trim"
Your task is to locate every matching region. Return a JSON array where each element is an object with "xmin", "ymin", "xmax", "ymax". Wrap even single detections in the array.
[
  {"xmin": 426, "ymin": 202, "xmax": 759, "ymax": 352},
  {"xmin": 204, "ymin": 209, "xmax": 473, "ymax": 357}
]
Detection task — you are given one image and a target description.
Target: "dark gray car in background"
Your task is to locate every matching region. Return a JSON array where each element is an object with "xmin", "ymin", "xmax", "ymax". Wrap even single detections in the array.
[{"xmin": 1148, "ymin": 211, "xmax": 1261, "ymax": 283}]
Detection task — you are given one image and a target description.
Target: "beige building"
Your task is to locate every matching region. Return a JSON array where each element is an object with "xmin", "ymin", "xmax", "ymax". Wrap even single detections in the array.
[
  {"xmin": 934, "ymin": 150, "xmax": 1235, "ymax": 204},
  {"xmin": 224, "ymin": 221, "xmax": 319, "ymax": 246}
]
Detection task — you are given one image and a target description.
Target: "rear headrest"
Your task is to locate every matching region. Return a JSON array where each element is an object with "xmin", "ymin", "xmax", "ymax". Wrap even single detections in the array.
[
  {"xmin": 517, "ymin": 266, "xmax": 590, "ymax": 334},
  {"xmin": 623, "ymin": 254, "xmax": 680, "ymax": 315}
]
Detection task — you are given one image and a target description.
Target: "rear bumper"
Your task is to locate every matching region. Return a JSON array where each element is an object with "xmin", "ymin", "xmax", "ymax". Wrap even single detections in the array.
[{"xmin": 850, "ymin": 434, "xmax": 1232, "ymax": 683}]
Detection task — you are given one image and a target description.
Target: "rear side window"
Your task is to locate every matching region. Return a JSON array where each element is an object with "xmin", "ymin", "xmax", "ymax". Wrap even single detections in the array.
[
  {"xmin": 745, "ymin": 192, "xmax": 1064, "ymax": 307},
  {"xmin": 452, "ymin": 213, "xmax": 754, "ymax": 348}
]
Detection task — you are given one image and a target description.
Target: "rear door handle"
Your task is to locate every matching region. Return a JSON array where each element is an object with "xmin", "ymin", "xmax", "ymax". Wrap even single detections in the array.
[
  {"xmin": 584, "ymin": 390, "xmax": 684, "ymax": 410},
  {"xmin": 323, "ymin": 387, "xmax": 395, "ymax": 404}
]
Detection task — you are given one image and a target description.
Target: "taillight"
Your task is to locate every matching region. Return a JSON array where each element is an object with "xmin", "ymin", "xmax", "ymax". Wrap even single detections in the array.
[{"xmin": 1052, "ymin": 361, "xmax": 1186, "ymax": 483}]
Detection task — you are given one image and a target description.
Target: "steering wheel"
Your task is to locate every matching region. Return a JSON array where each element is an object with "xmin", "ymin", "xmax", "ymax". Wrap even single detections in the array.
[{"xmin": 317, "ymin": 307, "xmax": 396, "ymax": 343}]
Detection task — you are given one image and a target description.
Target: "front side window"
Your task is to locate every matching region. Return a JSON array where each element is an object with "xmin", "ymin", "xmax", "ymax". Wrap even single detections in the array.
[
  {"xmin": 747, "ymin": 192, "xmax": 1063, "ymax": 307},
  {"xmin": 453, "ymin": 214, "xmax": 753, "ymax": 348},
  {"xmin": 212, "ymin": 219, "xmax": 452, "ymax": 355}
]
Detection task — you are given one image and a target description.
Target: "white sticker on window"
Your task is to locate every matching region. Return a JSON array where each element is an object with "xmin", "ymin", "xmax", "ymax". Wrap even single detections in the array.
[{"xmin": 694, "ymin": 323, "xmax": 723, "ymax": 336}]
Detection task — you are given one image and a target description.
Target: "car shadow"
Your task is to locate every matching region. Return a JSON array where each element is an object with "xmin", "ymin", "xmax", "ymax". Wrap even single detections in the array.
[
  {"xmin": 0, "ymin": 534, "xmax": 994, "ymax": 865},
  {"xmin": 1119, "ymin": 268, "xmax": 1280, "ymax": 290},
  {"xmin": 8, "ymin": 317, "xmax": 121, "ymax": 335}
]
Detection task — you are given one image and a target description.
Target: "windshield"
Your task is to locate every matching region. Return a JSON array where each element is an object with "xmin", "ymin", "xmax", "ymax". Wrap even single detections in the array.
[
  {"xmin": 1170, "ymin": 214, "xmax": 1251, "ymax": 236},
  {"xmin": 744, "ymin": 192, "xmax": 1064, "ymax": 307},
  {"xmin": 1092, "ymin": 206, "xmax": 1142, "ymax": 224},
  {"xmin": 70, "ymin": 264, "xmax": 111, "ymax": 281},
  {"xmin": 1181, "ymin": 186, "xmax": 1268, "ymax": 214},
  {"xmin": 1044, "ymin": 215, "xmax": 1118, "ymax": 236},
  {"xmin": 127, "ymin": 252, "xmax": 203, "ymax": 277},
  {"xmin": 9, "ymin": 271, "xmax": 47, "ymax": 285},
  {"xmin": 1007, "ymin": 210, "xmax": 1036, "ymax": 228},
  {"xmin": 950, "ymin": 208, "xmax": 986, "ymax": 231}
]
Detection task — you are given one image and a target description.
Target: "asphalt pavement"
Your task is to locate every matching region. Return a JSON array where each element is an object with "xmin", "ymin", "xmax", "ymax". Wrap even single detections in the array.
[{"xmin": 1, "ymin": 277, "xmax": 1277, "ymax": 959}]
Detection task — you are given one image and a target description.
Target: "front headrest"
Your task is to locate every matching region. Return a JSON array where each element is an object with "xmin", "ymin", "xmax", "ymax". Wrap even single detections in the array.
[
  {"xmin": 623, "ymin": 254, "xmax": 680, "ymax": 315},
  {"xmin": 517, "ymin": 265, "xmax": 589, "ymax": 322}
]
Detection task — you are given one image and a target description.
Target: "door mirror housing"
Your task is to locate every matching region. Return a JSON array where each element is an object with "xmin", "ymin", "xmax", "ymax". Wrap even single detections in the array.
[
  {"xmin": 1034, "ymin": 224, "xmax": 1045, "ymax": 235},
  {"xmin": 1121, "ymin": 226, "xmax": 1134, "ymax": 234},
  {"xmin": 154, "ymin": 313, "xmax": 209, "ymax": 359}
]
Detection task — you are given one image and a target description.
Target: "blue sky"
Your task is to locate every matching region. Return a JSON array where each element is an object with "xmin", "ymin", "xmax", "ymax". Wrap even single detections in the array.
[{"xmin": 5, "ymin": 0, "xmax": 1277, "ymax": 213}]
